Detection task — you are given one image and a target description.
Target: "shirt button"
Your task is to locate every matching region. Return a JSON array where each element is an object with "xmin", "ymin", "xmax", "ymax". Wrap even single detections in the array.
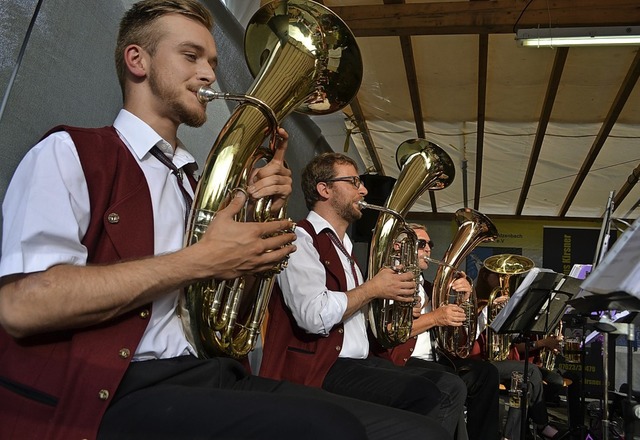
[
  {"xmin": 409, "ymin": 347, "xmax": 414, "ymax": 352},
  {"xmin": 107, "ymin": 213, "xmax": 120, "ymax": 224},
  {"xmin": 324, "ymin": 260, "xmax": 331, "ymax": 265},
  {"xmin": 118, "ymin": 348, "xmax": 131, "ymax": 359},
  {"xmin": 335, "ymin": 345, "xmax": 341, "ymax": 351},
  {"xmin": 98, "ymin": 389, "xmax": 110, "ymax": 400},
  {"xmin": 139, "ymin": 309, "xmax": 150, "ymax": 319},
  {"xmin": 338, "ymin": 328, "xmax": 344, "ymax": 334}
]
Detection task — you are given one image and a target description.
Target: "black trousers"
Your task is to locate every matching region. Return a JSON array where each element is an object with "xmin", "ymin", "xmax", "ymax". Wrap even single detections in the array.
[
  {"xmin": 99, "ymin": 356, "xmax": 449, "ymax": 440},
  {"xmin": 407, "ymin": 356, "xmax": 501, "ymax": 440},
  {"xmin": 323, "ymin": 356, "xmax": 465, "ymax": 438}
]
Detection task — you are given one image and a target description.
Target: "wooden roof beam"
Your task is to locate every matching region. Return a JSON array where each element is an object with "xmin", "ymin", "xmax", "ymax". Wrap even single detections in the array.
[
  {"xmin": 559, "ymin": 49, "xmax": 640, "ymax": 216},
  {"xmin": 327, "ymin": 0, "xmax": 640, "ymax": 37},
  {"xmin": 516, "ymin": 47, "xmax": 568, "ymax": 215}
]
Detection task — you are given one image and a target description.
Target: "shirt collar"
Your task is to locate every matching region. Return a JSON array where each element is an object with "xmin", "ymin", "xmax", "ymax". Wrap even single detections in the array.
[
  {"xmin": 113, "ymin": 109, "xmax": 196, "ymax": 170},
  {"xmin": 306, "ymin": 210, "xmax": 353, "ymax": 254}
]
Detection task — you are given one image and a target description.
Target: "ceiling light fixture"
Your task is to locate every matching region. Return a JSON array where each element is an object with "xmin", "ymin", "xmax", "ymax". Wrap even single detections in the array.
[{"xmin": 516, "ymin": 26, "xmax": 640, "ymax": 48}]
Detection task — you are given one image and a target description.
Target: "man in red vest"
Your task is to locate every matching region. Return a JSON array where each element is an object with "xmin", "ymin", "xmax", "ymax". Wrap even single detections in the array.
[
  {"xmin": 0, "ymin": 2, "xmax": 445, "ymax": 439},
  {"xmin": 261, "ymin": 152, "xmax": 464, "ymax": 439}
]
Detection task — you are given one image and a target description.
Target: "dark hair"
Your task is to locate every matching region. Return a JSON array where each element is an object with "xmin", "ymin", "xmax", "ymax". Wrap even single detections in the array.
[
  {"xmin": 301, "ymin": 152, "xmax": 358, "ymax": 210},
  {"xmin": 115, "ymin": 0, "xmax": 213, "ymax": 93}
]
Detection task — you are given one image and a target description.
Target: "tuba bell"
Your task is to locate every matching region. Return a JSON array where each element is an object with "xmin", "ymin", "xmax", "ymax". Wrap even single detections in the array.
[
  {"xmin": 431, "ymin": 209, "xmax": 498, "ymax": 358},
  {"xmin": 179, "ymin": 0, "xmax": 362, "ymax": 359},
  {"xmin": 483, "ymin": 254, "xmax": 535, "ymax": 361},
  {"xmin": 363, "ymin": 139, "xmax": 455, "ymax": 348}
]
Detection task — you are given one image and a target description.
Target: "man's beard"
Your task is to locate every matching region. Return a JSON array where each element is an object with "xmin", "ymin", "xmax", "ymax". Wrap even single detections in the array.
[
  {"xmin": 334, "ymin": 198, "xmax": 362, "ymax": 224},
  {"xmin": 149, "ymin": 68, "xmax": 207, "ymax": 127}
]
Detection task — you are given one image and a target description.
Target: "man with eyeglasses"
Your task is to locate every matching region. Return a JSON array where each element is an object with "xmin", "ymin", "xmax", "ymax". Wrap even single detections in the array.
[
  {"xmin": 385, "ymin": 223, "xmax": 501, "ymax": 440},
  {"xmin": 260, "ymin": 152, "xmax": 467, "ymax": 439}
]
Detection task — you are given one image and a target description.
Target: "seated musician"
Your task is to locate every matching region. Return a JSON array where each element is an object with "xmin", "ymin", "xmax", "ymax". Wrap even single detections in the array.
[
  {"xmin": 474, "ymin": 265, "xmax": 566, "ymax": 440},
  {"xmin": 511, "ymin": 327, "xmax": 583, "ymax": 439},
  {"xmin": 259, "ymin": 152, "xmax": 465, "ymax": 439},
  {"xmin": 0, "ymin": 3, "xmax": 459, "ymax": 439},
  {"xmin": 386, "ymin": 223, "xmax": 501, "ymax": 440}
]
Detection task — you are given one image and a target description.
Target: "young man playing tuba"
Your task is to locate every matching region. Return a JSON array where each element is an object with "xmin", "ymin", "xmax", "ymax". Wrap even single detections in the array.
[{"xmin": 0, "ymin": 2, "xmax": 452, "ymax": 438}]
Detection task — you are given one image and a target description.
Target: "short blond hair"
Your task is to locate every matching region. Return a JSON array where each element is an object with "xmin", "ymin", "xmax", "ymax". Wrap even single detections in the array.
[
  {"xmin": 115, "ymin": 0, "xmax": 214, "ymax": 94},
  {"xmin": 408, "ymin": 222, "xmax": 427, "ymax": 232}
]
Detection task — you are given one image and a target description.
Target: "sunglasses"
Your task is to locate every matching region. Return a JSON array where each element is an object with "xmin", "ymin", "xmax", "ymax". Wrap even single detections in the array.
[
  {"xmin": 417, "ymin": 239, "xmax": 434, "ymax": 250},
  {"xmin": 324, "ymin": 176, "xmax": 362, "ymax": 189}
]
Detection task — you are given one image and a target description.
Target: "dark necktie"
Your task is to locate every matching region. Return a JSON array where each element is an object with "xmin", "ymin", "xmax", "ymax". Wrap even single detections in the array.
[
  {"xmin": 149, "ymin": 145, "xmax": 193, "ymax": 225},
  {"xmin": 326, "ymin": 229, "xmax": 360, "ymax": 287}
]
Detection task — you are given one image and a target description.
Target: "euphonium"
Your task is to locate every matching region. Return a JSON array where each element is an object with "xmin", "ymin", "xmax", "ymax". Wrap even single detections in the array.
[
  {"xmin": 179, "ymin": 0, "xmax": 362, "ymax": 359},
  {"xmin": 364, "ymin": 139, "xmax": 455, "ymax": 348},
  {"xmin": 432, "ymin": 209, "xmax": 498, "ymax": 358},
  {"xmin": 484, "ymin": 254, "xmax": 535, "ymax": 361}
]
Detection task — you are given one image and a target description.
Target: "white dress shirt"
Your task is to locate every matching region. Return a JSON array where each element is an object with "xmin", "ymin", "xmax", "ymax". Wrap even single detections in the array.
[
  {"xmin": 276, "ymin": 211, "xmax": 369, "ymax": 359},
  {"xmin": 1, "ymin": 109, "xmax": 197, "ymax": 360},
  {"xmin": 411, "ymin": 277, "xmax": 435, "ymax": 361}
]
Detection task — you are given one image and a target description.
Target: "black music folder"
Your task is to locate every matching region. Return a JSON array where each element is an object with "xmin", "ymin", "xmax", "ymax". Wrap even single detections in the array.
[
  {"xmin": 570, "ymin": 216, "xmax": 640, "ymax": 313},
  {"xmin": 529, "ymin": 275, "xmax": 583, "ymax": 334},
  {"xmin": 579, "ymin": 215, "xmax": 640, "ymax": 298},
  {"xmin": 489, "ymin": 268, "xmax": 564, "ymax": 335}
]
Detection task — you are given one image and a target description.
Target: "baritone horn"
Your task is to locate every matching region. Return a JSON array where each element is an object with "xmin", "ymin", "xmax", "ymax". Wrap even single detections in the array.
[
  {"xmin": 432, "ymin": 209, "xmax": 498, "ymax": 358},
  {"xmin": 179, "ymin": 0, "xmax": 362, "ymax": 359},
  {"xmin": 364, "ymin": 139, "xmax": 455, "ymax": 348},
  {"xmin": 483, "ymin": 254, "xmax": 534, "ymax": 361}
]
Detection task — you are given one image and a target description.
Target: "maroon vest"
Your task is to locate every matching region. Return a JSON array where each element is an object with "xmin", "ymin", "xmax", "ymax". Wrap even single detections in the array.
[
  {"xmin": 259, "ymin": 219, "xmax": 350, "ymax": 388},
  {"xmin": 0, "ymin": 126, "xmax": 155, "ymax": 439}
]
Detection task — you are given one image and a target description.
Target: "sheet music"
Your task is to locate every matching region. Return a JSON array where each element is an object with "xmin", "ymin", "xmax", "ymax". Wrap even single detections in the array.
[
  {"xmin": 489, "ymin": 267, "xmax": 556, "ymax": 333},
  {"xmin": 580, "ymin": 216, "xmax": 640, "ymax": 297},
  {"xmin": 583, "ymin": 310, "xmax": 631, "ymax": 345},
  {"xmin": 569, "ymin": 264, "xmax": 592, "ymax": 280}
]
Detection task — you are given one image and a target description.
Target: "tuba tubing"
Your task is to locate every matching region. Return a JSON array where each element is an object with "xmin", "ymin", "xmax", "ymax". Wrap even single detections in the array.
[
  {"xmin": 483, "ymin": 254, "xmax": 534, "ymax": 361},
  {"xmin": 365, "ymin": 139, "xmax": 455, "ymax": 348},
  {"xmin": 431, "ymin": 208, "xmax": 498, "ymax": 358},
  {"xmin": 179, "ymin": 0, "xmax": 362, "ymax": 359}
]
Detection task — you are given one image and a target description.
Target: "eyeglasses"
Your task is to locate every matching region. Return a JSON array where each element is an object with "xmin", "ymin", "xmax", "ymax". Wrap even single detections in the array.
[
  {"xmin": 417, "ymin": 239, "xmax": 434, "ymax": 250},
  {"xmin": 324, "ymin": 176, "xmax": 362, "ymax": 189}
]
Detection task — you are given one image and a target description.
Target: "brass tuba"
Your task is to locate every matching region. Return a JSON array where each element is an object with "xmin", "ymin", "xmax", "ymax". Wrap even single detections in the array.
[
  {"xmin": 483, "ymin": 254, "xmax": 534, "ymax": 361},
  {"xmin": 432, "ymin": 209, "xmax": 498, "ymax": 358},
  {"xmin": 363, "ymin": 139, "xmax": 455, "ymax": 348},
  {"xmin": 179, "ymin": 0, "xmax": 362, "ymax": 359}
]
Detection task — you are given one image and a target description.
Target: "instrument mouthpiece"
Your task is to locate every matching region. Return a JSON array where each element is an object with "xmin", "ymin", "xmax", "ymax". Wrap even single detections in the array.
[
  {"xmin": 424, "ymin": 256, "xmax": 460, "ymax": 273},
  {"xmin": 197, "ymin": 86, "xmax": 223, "ymax": 103}
]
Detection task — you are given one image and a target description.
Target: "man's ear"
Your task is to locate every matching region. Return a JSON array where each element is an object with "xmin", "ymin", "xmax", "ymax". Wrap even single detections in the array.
[
  {"xmin": 123, "ymin": 44, "xmax": 147, "ymax": 79},
  {"xmin": 316, "ymin": 182, "xmax": 330, "ymax": 199}
]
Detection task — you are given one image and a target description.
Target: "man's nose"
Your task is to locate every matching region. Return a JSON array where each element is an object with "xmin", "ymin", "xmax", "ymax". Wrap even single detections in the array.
[{"xmin": 199, "ymin": 63, "xmax": 216, "ymax": 85}]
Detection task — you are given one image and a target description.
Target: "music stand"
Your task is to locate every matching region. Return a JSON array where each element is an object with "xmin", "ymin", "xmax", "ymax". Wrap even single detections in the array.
[
  {"xmin": 528, "ymin": 275, "xmax": 586, "ymax": 438},
  {"xmin": 529, "ymin": 274, "xmax": 582, "ymax": 335},
  {"xmin": 490, "ymin": 268, "xmax": 564, "ymax": 440},
  {"xmin": 572, "ymin": 214, "xmax": 640, "ymax": 440},
  {"xmin": 568, "ymin": 294, "xmax": 640, "ymax": 440}
]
